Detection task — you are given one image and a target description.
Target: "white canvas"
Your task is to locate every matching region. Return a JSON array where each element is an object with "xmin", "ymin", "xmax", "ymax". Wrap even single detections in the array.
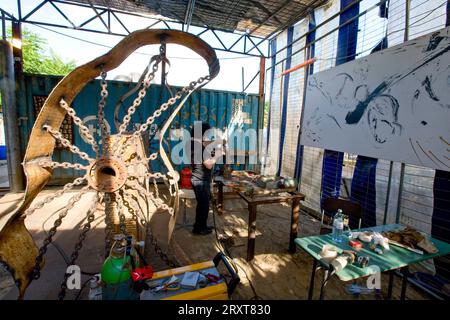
[{"xmin": 301, "ymin": 26, "xmax": 450, "ymax": 172}]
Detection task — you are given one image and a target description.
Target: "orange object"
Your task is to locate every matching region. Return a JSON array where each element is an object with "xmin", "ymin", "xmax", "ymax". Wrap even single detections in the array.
[
  {"xmin": 180, "ymin": 167, "xmax": 192, "ymax": 189},
  {"xmin": 280, "ymin": 57, "xmax": 316, "ymax": 76},
  {"xmin": 349, "ymin": 240, "xmax": 363, "ymax": 250}
]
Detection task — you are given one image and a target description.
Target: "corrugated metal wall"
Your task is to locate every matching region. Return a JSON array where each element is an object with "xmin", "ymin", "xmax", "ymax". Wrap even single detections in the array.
[{"xmin": 20, "ymin": 74, "xmax": 260, "ymax": 184}]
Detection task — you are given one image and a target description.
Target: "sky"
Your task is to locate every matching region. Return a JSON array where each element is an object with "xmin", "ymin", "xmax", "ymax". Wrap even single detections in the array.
[{"xmin": 0, "ymin": 0, "xmax": 264, "ymax": 93}]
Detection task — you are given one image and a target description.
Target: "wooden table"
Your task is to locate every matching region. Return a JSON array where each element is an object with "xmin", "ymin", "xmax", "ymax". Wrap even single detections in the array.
[{"xmin": 215, "ymin": 177, "xmax": 305, "ymax": 261}]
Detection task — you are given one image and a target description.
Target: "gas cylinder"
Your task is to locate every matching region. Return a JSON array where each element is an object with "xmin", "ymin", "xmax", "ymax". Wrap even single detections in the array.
[
  {"xmin": 101, "ymin": 234, "xmax": 140, "ymax": 300},
  {"xmin": 180, "ymin": 167, "xmax": 192, "ymax": 189}
]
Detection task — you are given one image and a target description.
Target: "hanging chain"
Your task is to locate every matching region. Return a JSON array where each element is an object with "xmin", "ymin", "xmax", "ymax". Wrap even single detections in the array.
[
  {"xmin": 145, "ymin": 221, "xmax": 179, "ymax": 269},
  {"xmin": 120, "ymin": 192, "xmax": 178, "ymax": 268},
  {"xmin": 152, "ymin": 177, "xmax": 160, "ymax": 200},
  {"xmin": 43, "ymin": 125, "xmax": 93, "ymax": 162},
  {"xmin": 59, "ymin": 98, "xmax": 100, "ymax": 156},
  {"xmin": 104, "ymin": 193, "xmax": 114, "ymax": 256},
  {"xmin": 126, "ymin": 179, "xmax": 173, "ymax": 215},
  {"xmin": 31, "ymin": 185, "xmax": 91, "ymax": 281},
  {"xmin": 146, "ymin": 152, "xmax": 158, "ymax": 162},
  {"xmin": 116, "ymin": 191, "xmax": 127, "ymax": 235},
  {"xmin": 122, "ymin": 189, "xmax": 147, "ymax": 222},
  {"xmin": 144, "ymin": 172, "xmax": 168, "ymax": 180},
  {"xmin": 98, "ymin": 71, "xmax": 109, "ymax": 157},
  {"xmin": 117, "ymin": 74, "xmax": 210, "ymax": 156},
  {"xmin": 58, "ymin": 193, "xmax": 99, "ymax": 300},
  {"xmin": 38, "ymin": 160, "xmax": 88, "ymax": 171},
  {"xmin": 118, "ymin": 54, "xmax": 163, "ymax": 134},
  {"xmin": 133, "ymin": 75, "xmax": 210, "ymax": 138},
  {"xmin": 127, "ymin": 152, "xmax": 158, "ymax": 167},
  {"xmin": 24, "ymin": 176, "xmax": 87, "ymax": 216}
]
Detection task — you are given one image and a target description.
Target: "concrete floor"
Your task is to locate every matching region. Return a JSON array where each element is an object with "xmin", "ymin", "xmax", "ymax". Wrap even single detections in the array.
[{"xmin": 0, "ymin": 188, "xmax": 429, "ymax": 300}]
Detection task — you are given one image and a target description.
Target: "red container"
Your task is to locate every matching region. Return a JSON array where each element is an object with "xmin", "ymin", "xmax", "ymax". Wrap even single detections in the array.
[
  {"xmin": 180, "ymin": 167, "xmax": 192, "ymax": 189},
  {"xmin": 349, "ymin": 240, "xmax": 363, "ymax": 250}
]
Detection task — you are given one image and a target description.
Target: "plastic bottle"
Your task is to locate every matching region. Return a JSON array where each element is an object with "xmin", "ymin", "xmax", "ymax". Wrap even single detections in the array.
[{"xmin": 332, "ymin": 209, "xmax": 344, "ymax": 243}]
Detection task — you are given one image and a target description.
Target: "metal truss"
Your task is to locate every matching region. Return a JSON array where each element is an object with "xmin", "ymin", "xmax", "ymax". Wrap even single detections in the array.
[{"xmin": 1, "ymin": 0, "xmax": 269, "ymax": 57}]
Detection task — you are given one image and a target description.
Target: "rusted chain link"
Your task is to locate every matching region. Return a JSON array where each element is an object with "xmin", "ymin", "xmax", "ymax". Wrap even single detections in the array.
[
  {"xmin": 126, "ymin": 179, "xmax": 173, "ymax": 215},
  {"xmin": 104, "ymin": 193, "xmax": 114, "ymax": 256},
  {"xmin": 121, "ymin": 189, "xmax": 147, "ymax": 222},
  {"xmin": 39, "ymin": 160, "xmax": 88, "ymax": 171},
  {"xmin": 133, "ymin": 75, "xmax": 210, "ymax": 138},
  {"xmin": 58, "ymin": 193, "xmax": 99, "ymax": 300},
  {"xmin": 31, "ymin": 186, "xmax": 91, "ymax": 280},
  {"xmin": 146, "ymin": 223, "xmax": 179, "ymax": 269},
  {"xmin": 116, "ymin": 74, "xmax": 210, "ymax": 156},
  {"xmin": 119, "ymin": 55, "xmax": 162, "ymax": 134},
  {"xmin": 122, "ymin": 193, "xmax": 179, "ymax": 269},
  {"xmin": 116, "ymin": 191, "xmax": 127, "ymax": 235},
  {"xmin": 24, "ymin": 176, "xmax": 87, "ymax": 216},
  {"xmin": 59, "ymin": 98, "xmax": 100, "ymax": 155},
  {"xmin": 43, "ymin": 124, "xmax": 93, "ymax": 162},
  {"xmin": 98, "ymin": 71, "xmax": 109, "ymax": 157}
]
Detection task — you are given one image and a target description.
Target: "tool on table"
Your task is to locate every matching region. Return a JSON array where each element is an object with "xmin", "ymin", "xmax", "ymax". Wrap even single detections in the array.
[
  {"xmin": 383, "ymin": 226, "xmax": 437, "ymax": 254},
  {"xmin": 388, "ymin": 239, "xmax": 424, "ymax": 255},
  {"xmin": 200, "ymin": 271, "xmax": 221, "ymax": 283},
  {"xmin": 355, "ymin": 255, "xmax": 370, "ymax": 268},
  {"xmin": 152, "ymin": 275, "xmax": 181, "ymax": 292}
]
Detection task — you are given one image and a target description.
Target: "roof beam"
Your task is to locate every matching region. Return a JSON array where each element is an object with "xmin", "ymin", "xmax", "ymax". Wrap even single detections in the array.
[
  {"xmin": 22, "ymin": 0, "xmax": 48, "ymax": 21},
  {"xmin": 10, "ymin": 0, "xmax": 268, "ymax": 57},
  {"xmin": 249, "ymin": 0, "xmax": 298, "ymax": 35},
  {"xmin": 264, "ymin": 0, "xmax": 326, "ymax": 40},
  {"xmin": 86, "ymin": 0, "xmax": 110, "ymax": 32},
  {"xmin": 184, "ymin": 0, "xmax": 196, "ymax": 32},
  {"xmin": 78, "ymin": 9, "xmax": 106, "ymax": 28},
  {"xmin": 49, "ymin": 1, "xmax": 77, "ymax": 29}
]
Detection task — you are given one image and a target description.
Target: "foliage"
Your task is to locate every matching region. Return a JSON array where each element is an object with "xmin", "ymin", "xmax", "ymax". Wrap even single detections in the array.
[{"xmin": 8, "ymin": 27, "xmax": 76, "ymax": 75}]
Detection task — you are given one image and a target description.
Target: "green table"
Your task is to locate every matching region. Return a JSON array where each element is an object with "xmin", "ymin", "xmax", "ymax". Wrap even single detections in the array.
[{"xmin": 295, "ymin": 224, "xmax": 450, "ymax": 299}]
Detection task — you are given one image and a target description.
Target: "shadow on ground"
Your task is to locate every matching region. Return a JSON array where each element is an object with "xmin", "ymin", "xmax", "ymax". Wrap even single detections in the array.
[{"xmin": 0, "ymin": 189, "xmax": 429, "ymax": 300}]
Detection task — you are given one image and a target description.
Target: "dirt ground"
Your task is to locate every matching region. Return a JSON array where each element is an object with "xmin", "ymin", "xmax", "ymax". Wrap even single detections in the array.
[
  {"xmin": 170, "ymin": 192, "xmax": 428, "ymax": 300},
  {"xmin": 0, "ymin": 188, "xmax": 429, "ymax": 300}
]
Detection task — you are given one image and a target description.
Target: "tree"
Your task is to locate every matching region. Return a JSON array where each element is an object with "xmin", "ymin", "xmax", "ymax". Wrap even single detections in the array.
[{"xmin": 8, "ymin": 27, "xmax": 76, "ymax": 75}]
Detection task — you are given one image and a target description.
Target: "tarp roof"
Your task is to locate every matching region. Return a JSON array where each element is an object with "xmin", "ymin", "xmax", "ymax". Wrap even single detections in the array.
[{"xmin": 68, "ymin": 0, "xmax": 328, "ymax": 38}]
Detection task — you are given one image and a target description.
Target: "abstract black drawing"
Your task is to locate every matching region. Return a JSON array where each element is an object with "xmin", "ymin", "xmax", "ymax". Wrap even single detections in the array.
[{"xmin": 301, "ymin": 27, "xmax": 450, "ymax": 171}]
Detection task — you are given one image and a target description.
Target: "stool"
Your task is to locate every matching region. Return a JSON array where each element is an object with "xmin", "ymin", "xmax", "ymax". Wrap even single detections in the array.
[{"xmin": 176, "ymin": 188, "xmax": 196, "ymax": 230}]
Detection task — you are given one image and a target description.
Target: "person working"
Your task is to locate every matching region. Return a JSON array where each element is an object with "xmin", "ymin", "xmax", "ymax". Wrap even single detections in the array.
[{"xmin": 190, "ymin": 121, "xmax": 223, "ymax": 235}]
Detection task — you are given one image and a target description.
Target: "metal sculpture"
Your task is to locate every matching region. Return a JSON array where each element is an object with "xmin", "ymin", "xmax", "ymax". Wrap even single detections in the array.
[{"xmin": 0, "ymin": 29, "xmax": 219, "ymax": 299}]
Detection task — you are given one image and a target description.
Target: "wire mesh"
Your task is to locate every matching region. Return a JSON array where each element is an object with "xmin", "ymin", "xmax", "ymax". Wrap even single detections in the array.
[{"xmin": 265, "ymin": 0, "xmax": 450, "ymax": 296}]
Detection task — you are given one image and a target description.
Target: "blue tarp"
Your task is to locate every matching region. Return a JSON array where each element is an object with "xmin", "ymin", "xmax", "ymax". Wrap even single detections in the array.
[
  {"xmin": 294, "ymin": 12, "xmax": 316, "ymax": 182},
  {"xmin": 277, "ymin": 26, "xmax": 294, "ymax": 176},
  {"xmin": 320, "ymin": 0, "xmax": 359, "ymax": 209}
]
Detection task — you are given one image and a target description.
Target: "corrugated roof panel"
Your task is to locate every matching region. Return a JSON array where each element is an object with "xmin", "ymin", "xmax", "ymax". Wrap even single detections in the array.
[{"xmin": 68, "ymin": 0, "xmax": 329, "ymax": 38}]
